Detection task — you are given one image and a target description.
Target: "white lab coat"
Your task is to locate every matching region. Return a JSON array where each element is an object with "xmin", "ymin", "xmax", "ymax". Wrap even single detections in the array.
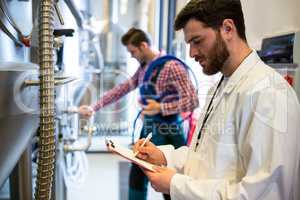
[{"xmin": 159, "ymin": 51, "xmax": 300, "ymax": 200}]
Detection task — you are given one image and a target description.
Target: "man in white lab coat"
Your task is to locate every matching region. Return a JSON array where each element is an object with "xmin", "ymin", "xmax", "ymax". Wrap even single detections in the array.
[{"xmin": 133, "ymin": 0, "xmax": 300, "ymax": 199}]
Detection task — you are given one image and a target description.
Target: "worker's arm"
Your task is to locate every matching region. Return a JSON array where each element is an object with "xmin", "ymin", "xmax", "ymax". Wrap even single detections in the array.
[
  {"xmin": 92, "ymin": 68, "xmax": 141, "ymax": 111},
  {"xmin": 78, "ymin": 67, "xmax": 141, "ymax": 118},
  {"xmin": 158, "ymin": 60, "xmax": 199, "ymax": 116},
  {"xmin": 151, "ymin": 85, "xmax": 300, "ymax": 200}
]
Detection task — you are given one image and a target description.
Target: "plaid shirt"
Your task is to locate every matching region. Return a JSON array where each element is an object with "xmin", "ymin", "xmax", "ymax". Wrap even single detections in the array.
[{"xmin": 93, "ymin": 56, "xmax": 199, "ymax": 116}]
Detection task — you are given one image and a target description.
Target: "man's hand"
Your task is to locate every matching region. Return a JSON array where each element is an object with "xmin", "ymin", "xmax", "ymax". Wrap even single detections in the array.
[
  {"xmin": 133, "ymin": 139, "xmax": 167, "ymax": 166},
  {"xmin": 141, "ymin": 99, "xmax": 161, "ymax": 116},
  {"xmin": 78, "ymin": 105, "xmax": 94, "ymax": 118},
  {"xmin": 143, "ymin": 166, "xmax": 176, "ymax": 194}
]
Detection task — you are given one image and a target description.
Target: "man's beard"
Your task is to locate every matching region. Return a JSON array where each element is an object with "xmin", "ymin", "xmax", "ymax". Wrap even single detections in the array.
[
  {"xmin": 138, "ymin": 56, "xmax": 146, "ymax": 65},
  {"xmin": 137, "ymin": 48, "xmax": 147, "ymax": 65},
  {"xmin": 204, "ymin": 31, "xmax": 230, "ymax": 75}
]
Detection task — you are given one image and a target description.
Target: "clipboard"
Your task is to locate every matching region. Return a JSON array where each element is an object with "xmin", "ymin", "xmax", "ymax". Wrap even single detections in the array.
[{"xmin": 105, "ymin": 139, "xmax": 156, "ymax": 172}]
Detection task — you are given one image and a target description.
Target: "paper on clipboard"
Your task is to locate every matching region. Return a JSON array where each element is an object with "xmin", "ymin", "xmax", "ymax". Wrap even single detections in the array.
[{"xmin": 106, "ymin": 140, "xmax": 156, "ymax": 172}]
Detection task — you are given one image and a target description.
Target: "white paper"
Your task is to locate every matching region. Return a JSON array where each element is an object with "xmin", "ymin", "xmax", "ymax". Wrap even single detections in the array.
[{"xmin": 106, "ymin": 140, "xmax": 156, "ymax": 172}]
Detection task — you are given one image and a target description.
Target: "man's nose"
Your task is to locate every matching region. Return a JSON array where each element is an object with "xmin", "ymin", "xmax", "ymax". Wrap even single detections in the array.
[{"xmin": 189, "ymin": 46, "xmax": 197, "ymax": 58}]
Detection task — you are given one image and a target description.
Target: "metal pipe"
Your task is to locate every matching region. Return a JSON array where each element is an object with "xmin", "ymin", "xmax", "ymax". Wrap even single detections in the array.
[
  {"xmin": 34, "ymin": 0, "xmax": 56, "ymax": 199},
  {"xmin": 54, "ymin": 2, "xmax": 64, "ymax": 25},
  {"xmin": 166, "ymin": 0, "xmax": 176, "ymax": 54},
  {"xmin": 159, "ymin": 0, "xmax": 164, "ymax": 50},
  {"xmin": 0, "ymin": 6, "xmax": 23, "ymax": 46},
  {"xmin": 9, "ymin": 146, "xmax": 33, "ymax": 200},
  {"xmin": 63, "ymin": 125, "xmax": 96, "ymax": 152},
  {"xmin": 24, "ymin": 76, "xmax": 77, "ymax": 86},
  {"xmin": 63, "ymin": 0, "xmax": 83, "ymax": 28}
]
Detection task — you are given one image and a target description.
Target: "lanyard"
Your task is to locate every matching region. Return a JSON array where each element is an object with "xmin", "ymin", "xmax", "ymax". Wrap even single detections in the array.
[{"xmin": 194, "ymin": 76, "xmax": 224, "ymax": 151}]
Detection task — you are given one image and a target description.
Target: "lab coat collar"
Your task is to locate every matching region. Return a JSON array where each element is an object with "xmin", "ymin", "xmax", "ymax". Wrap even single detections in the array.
[
  {"xmin": 223, "ymin": 50, "xmax": 261, "ymax": 95},
  {"xmin": 203, "ymin": 50, "xmax": 261, "ymax": 125}
]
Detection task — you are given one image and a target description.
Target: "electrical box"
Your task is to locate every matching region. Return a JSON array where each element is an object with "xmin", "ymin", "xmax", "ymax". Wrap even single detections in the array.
[{"xmin": 259, "ymin": 32, "xmax": 300, "ymax": 100}]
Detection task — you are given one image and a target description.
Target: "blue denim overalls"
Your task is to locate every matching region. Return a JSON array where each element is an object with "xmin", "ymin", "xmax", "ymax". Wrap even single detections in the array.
[{"xmin": 129, "ymin": 56, "xmax": 187, "ymax": 200}]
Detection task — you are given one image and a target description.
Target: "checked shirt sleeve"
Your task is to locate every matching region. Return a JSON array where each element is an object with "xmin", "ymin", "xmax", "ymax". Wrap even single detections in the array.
[
  {"xmin": 92, "ymin": 68, "xmax": 141, "ymax": 111},
  {"xmin": 157, "ymin": 60, "xmax": 199, "ymax": 116}
]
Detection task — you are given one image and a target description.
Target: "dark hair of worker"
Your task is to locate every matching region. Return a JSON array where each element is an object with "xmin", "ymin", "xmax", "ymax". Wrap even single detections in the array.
[
  {"xmin": 174, "ymin": 0, "xmax": 247, "ymax": 42},
  {"xmin": 121, "ymin": 27, "xmax": 152, "ymax": 47}
]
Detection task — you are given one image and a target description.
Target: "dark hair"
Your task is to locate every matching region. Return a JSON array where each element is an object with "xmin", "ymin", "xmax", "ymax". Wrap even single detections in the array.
[
  {"xmin": 174, "ymin": 0, "xmax": 247, "ymax": 41},
  {"xmin": 121, "ymin": 27, "xmax": 151, "ymax": 47}
]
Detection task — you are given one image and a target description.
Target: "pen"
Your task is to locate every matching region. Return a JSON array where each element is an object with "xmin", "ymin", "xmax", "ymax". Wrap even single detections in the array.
[
  {"xmin": 133, "ymin": 132, "xmax": 152, "ymax": 157},
  {"xmin": 105, "ymin": 138, "xmax": 115, "ymax": 148},
  {"xmin": 109, "ymin": 140, "xmax": 115, "ymax": 148}
]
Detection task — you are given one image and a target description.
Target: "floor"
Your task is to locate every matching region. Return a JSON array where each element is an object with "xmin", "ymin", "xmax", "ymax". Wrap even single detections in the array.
[{"xmin": 67, "ymin": 153, "xmax": 164, "ymax": 200}]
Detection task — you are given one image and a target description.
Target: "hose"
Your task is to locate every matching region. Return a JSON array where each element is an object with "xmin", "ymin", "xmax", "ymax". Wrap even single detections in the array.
[
  {"xmin": 34, "ymin": 0, "xmax": 56, "ymax": 199},
  {"xmin": 62, "ymin": 151, "xmax": 88, "ymax": 189}
]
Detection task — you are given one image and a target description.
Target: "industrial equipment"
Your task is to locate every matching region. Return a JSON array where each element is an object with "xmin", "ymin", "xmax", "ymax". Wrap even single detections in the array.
[
  {"xmin": 0, "ymin": 0, "xmax": 164, "ymax": 199},
  {"xmin": 259, "ymin": 32, "xmax": 300, "ymax": 99}
]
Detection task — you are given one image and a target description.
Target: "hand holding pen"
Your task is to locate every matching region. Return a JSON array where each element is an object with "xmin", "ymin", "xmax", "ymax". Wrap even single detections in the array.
[
  {"xmin": 133, "ymin": 133, "xmax": 152, "ymax": 157},
  {"xmin": 133, "ymin": 133, "xmax": 167, "ymax": 166}
]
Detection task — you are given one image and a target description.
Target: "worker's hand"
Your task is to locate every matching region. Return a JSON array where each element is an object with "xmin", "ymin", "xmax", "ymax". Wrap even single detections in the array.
[
  {"xmin": 140, "ymin": 99, "xmax": 161, "ymax": 116},
  {"xmin": 78, "ymin": 105, "xmax": 94, "ymax": 118},
  {"xmin": 105, "ymin": 139, "xmax": 115, "ymax": 153},
  {"xmin": 143, "ymin": 166, "xmax": 176, "ymax": 194},
  {"xmin": 133, "ymin": 139, "xmax": 167, "ymax": 166}
]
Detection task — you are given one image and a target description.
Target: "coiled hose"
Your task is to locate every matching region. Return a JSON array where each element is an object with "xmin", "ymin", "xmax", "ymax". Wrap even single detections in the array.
[{"xmin": 34, "ymin": 0, "xmax": 56, "ymax": 199}]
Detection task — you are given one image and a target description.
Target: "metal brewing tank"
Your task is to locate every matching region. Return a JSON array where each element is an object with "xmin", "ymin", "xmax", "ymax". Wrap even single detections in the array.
[
  {"xmin": 0, "ymin": 0, "xmax": 38, "ymax": 188},
  {"xmin": 0, "ymin": 62, "xmax": 39, "ymax": 187},
  {"xmin": 95, "ymin": 0, "xmax": 129, "ymax": 135}
]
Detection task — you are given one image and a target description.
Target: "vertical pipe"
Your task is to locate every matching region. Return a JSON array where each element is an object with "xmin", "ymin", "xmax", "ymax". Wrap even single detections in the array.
[
  {"xmin": 63, "ymin": 0, "xmax": 83, "ymax": 28},
  {"xmin": 9, "ymin": 146, "xmax": 33, "ymax": 200},
  {"xmin": 35, "ymin": 0, "xmax": 56, "ymax": 199},
  {"xmin": 158, "ymin": 0, "xmax": 164, "ymax": 50},
  {"xmin": 166, "ymin": 0, "xmax": 176, "ymax": 54}
]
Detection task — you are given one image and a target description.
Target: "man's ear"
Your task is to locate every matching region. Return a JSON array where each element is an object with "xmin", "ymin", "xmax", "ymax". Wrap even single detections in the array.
[
  {"xmin": 224, "ymin": 26, "xmax": 231, "ymax": 33},
  {"xmin": 139, "ymin": 41, "xmax": 149, "ymax": 50},
  {"xmin": 221, "ymin": 19, "xmax": 235, "ymax": 39}
]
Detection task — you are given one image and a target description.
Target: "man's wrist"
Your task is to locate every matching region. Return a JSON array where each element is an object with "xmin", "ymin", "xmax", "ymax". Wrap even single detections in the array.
[
  {"xmin": 159, "ymin": 103, "xmax": 165, "ymax": 115},
  {"xmin": 157, "ymin": 145, "xmax": 175, "ymax": 168},
  {"xmin": 160, "ymin": 150, "xmax": 167, "ymax": 166},
  {"xmin": 157, "ymin": 103, "xmax": 162, "ymax": 113}
]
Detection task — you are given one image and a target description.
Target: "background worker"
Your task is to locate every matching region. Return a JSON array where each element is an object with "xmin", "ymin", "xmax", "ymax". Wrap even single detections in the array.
[{"xmin": 79, "ymin": 27, "xmax": 198, "ymax": 200}]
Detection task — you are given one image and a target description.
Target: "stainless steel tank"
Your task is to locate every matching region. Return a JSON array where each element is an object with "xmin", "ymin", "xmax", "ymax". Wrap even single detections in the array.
[
  {"xmin": 95, "ymin": 0, "xmax": 129, "ymax": 135},
  {"xmin": 0, "ymin": 62, "xmax": 39, "ymax": 187},
  {"xmin": 0, "ymin": 0, "xmax": 32, "ymax": 62}
]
